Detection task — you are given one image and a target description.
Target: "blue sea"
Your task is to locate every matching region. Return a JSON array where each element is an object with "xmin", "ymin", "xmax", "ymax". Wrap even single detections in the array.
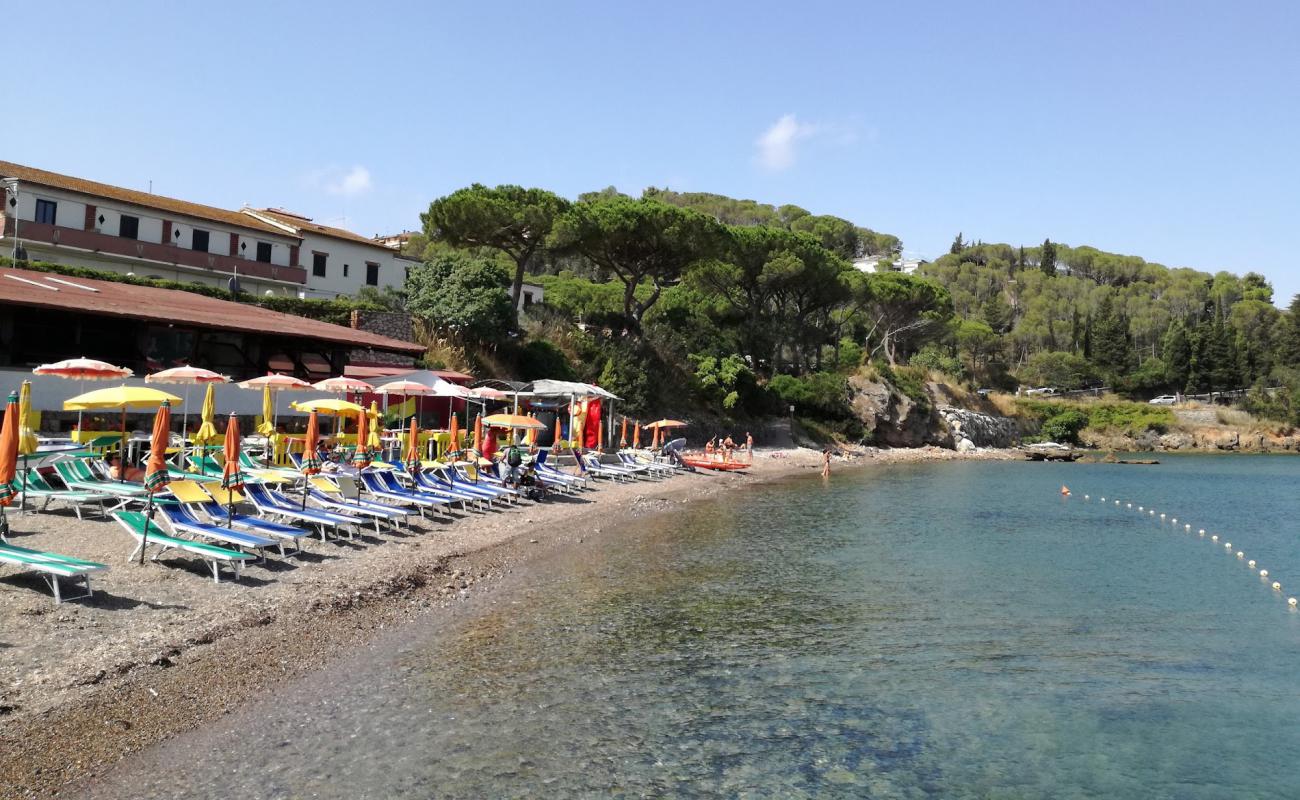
[{"xmin": 82, "ymin": 455, "xmax": 1300, "ymax": 799}]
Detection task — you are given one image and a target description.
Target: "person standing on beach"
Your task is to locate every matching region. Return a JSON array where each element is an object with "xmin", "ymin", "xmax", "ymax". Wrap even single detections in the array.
[
  {"xmin": 745, "ymin": 432, "xmax": 753, "ymax": 453},
  {"xmin": 821, "ymin": 448, "xmax": 831, "ymax": 478},
  {"xmin": 722, "ymin": 435, "xmax": 735, "ymax": 462}
]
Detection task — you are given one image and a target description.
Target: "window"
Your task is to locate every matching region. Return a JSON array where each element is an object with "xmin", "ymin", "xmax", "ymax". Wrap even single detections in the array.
[
  {"xmin": 118, "ymin": 215, "xmax": 139, "ymax": 240},
  {"xmin": 191, "ymin": 229, "xmax": 210, "ymax": 252},
  {"xmin": 365, "ymin": 262, "xmax": 379, "ymax": 286},
  {"xmin": 312, "ymin": 253, "xmax": 327, "ymax": 277},
  {"xmin": 34, "ymin": 199, "xmax": 57, "ymax": 225},
  {"xmin": 343, "ymin": 264, "xmax": 350, "ymax": 278},
  {"xmin": 256, "ymin": 242, "xmax": 273, "ymax": 263}
]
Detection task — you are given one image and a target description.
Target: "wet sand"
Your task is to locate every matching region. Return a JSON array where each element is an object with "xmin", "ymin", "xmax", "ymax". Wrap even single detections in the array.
[{"xmin": 0, "ymin": 446, "xmax": 1015, "ymax": 798}]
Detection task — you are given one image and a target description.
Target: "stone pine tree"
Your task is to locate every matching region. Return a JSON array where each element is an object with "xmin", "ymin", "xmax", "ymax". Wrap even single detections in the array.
[
  {"xmin": 950, "ymin": 232, "xmax": 965, "ymax": 255},
  {"xmin": 1039, "ymin": 239, "xmax": 1058, "ymax": 278},
  {"xmin": 1090, "ymin": 295, "xmax": 1131, "ymax": 375},
  {"xmin": 421, "ymin": 184, "xmax": 570, "ymax": 324},
  {"xmin": 1162, "ymin": 320, "xmax": 1192, "ymax": 391}
]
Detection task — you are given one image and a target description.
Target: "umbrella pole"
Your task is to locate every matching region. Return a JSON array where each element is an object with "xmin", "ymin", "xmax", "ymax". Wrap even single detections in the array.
[
  {"xmin": 181, "ymin": 386, "xmax": 190, "ymax": 469},
  {"xmin": 140, "ymin": 495, "xmax": 152, "ymax": 564},
  {"xmin": 18, "ymin": 454, "xmax": 28, "ymax": 514},
  {"xmin": 119, "ymin": 406, "xmax": 127, "ymax": 482}
]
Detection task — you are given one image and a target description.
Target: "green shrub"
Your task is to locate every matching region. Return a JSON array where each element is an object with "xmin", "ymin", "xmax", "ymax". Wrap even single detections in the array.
[
  {"xmin": 516, "ymin": 339, "xmax": 577, "ymax": 381},
  {"xmin": 908, "ymin": 345, "xmax": 966, "ymax": 380},
  {"xmin": 1040, "ymin": 409, "xmax": 1088, "ymax": 444}
]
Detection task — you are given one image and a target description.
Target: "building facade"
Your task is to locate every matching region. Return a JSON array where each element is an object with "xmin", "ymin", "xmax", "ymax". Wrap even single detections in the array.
[{"xmin": 0, "ymin": 160, "xmax": 415, "ymax": 300}]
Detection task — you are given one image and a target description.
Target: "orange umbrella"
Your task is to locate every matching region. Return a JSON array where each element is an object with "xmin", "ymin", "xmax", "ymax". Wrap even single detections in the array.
[
  {"xmin": 139, "ymin": 400, "xmax": 172, "ymax": 562},
  {"xmin": 472, "ymin": 414, "xmax": 483, "ymax": 454},
  {"xmin": 221, "ymin": 414, "xmax": 245, "ymax": 492},
  {"xmin": 554, "ymin": 418, "xmax": 564, "ymax": 450},
  {"xmin": 632, "ymin": 419, "xmax": 641, "ymax": 449},
  {"xmin": 299, "ymin": 409, "xmax": 321, "ymax": 509},
  {"xmin": 354, "ymin": 406, "xmax": 371, "ymax": 469},
  {"xmin": 620, "ymin": 418, "xmax": 628, "ymax": 448},
  {"xmin": 597, "ymin": 417, "xmax": 604, "ymax": 451},
  {"xmin": 448, "ymin": 413, "xmax": 461, "ymax": 456},
  {"xmin": 0, "ymin": 392, "xmax": 18, "ymax": 515},
  {"xmin": 526, "ymin": 414, "xmax": 538, "ymax": 446},
  {"xmin": 651, "ymin": 426, "xmax": 660, "ymax": 450},
  {"xmin": 405, "ymin": 417, "xmax": 421, "ymax": 475}
]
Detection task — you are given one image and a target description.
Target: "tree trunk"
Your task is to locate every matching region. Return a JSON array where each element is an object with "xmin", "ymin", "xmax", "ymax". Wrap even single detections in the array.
[{"xmin": 509, "ymin": 258, "xmax": 527, "ymax": 327}]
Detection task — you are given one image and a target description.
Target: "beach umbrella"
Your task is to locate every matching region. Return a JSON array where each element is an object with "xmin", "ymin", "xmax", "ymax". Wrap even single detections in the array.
[
  {"xmin": 472, "ymin": 414, "xmax": 483, "ymax": 454},
  {"xmin": 0, "ymin": 392, "xmax": 18, "ymax": 540},
  {"xmin": 256, "ymin": 385, "xmax": 277, "ymax": 465},
  {"xmin": 482, "ymin": 413, "xmax": 548, "ymax": 431},
  {"xmin": 64, "ymin": 385, "xmax": 183, "ymax": 478},
  {"xmin": 643, "ymin": 419, "xmax": 689, "ymax": 431},
  {"xmin": 447, "ymin": 414, "xmax": 461, "ymax": 458},
  {"xmin": 238, "ymin": 374, "xmax": 312, "ymax": 462},
  {"xmin": 291, "ymin": 398, "xmax": 364, "ymax": 415},
  {"xmin": 554, "ymin": 418, "xmax": 563, "ymax": 451},
  {"xmin": 34, "ymin": 357, "xmax": 133, "ymax": 431},
  {"xmin": 632, "ymin": 419, "xmax": 641, "ymax": 449},
  {"xmin": 220, "ymin": 414, "xmax": 246, "ymax": 527},
  {"xmin": 147, "ymin": 366, "xmax": 229, "ymax": 470},
  {"xmin": 651, "ymin": 426, "xmax": 660, "ymax": 450},
  {"xmin": 597, "ymin": 416, "xmax": 604, "ymax": 451},
  {"xmin": 191, "ymin": 383, "xmax": 219, "ymax": 473},
  {"xmin": 139, "ymin": 400, "xmax": 173, "ymax": 562},
  {"xmin": 620, "ymin": 418, "xmax": 628, "ymax": 448},
  {"xmin": 367, "ymin": 401, "xmax": 383, "ymax": 452},
  {"xmin": 312, "ymin": 376, "xmax": 374, "ymax": 395},
  {"xmin": 526, "ymin": 414, "xmax": 538, "ymax": 447},
  {"xmin": 300, "ymin": 410, "xmax": 321, "ymax": 509},
  {"xmin": 405, "ymin": 417, "xmax": 421, "ymax": 475},
  {"xmin": 354, "ymin": 404, "xmax": 371, "ymax": 469},
  {"xmin": 15, "ymin": 381, "xmax": 37, "ymax": 512}
]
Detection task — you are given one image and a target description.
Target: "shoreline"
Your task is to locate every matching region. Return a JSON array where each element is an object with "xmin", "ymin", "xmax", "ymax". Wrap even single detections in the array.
[{"xmin": 0, "ymin": 446, "xmax": 1015, "ymax": 798}]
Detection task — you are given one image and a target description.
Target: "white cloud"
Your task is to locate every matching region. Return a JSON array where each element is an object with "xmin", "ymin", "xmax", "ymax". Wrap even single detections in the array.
[
  {"xmin": 326, "ymin": 165, "xmax": 373, "ymax": 196},
  {"xmin": 754, "ymin": 114, "xmax": 820, "ymax": 171}
]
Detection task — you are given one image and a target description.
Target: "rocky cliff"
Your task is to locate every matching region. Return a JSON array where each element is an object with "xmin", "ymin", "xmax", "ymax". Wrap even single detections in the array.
[{"xmin": 847, "ymin": 375, "xmax": 1023, "ymax": 450}]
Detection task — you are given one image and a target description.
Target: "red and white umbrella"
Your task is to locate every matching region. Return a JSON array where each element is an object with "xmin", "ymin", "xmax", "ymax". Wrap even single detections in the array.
[
  {"xmin": 33, "ymin": 357, "xmax": 133, "ymax": 381},
  {"xmin": 312, "ymin": 376, "xmax": 375, "ymax": 395},
  {"xmin": 238, "ymin": 373, "xmax": 313, "ymax": 391},
  {"xmin": 145, "ymin": 366, "xmax": 231, "ymax": 464},
  {"xmin": 33, "ymin": 357, "xmax": 134, "ymax": 431},
  {"xmin": 374, "ymin": 380, "xmax": 434, "ymax": 397}
]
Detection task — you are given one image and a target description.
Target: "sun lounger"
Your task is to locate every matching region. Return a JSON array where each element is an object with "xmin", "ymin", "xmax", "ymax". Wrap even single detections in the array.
[
  {"xmin": 307, "ymin": 477, "xmax": 414, "ymax": 532},
  {"xmin": 358, "ymin": 471, "xmax": 450, "ymax": 516},
  {"xmin": 374, "ymin": 470, "xmax": 467, "ymax": 510},
  {"xmin": 55, "ymin": 459, "xmax": 151, "ymax": 496},
  {"xmin": 448, "ymin": 464, "xmax": 523, "ymax": 500},
  {"xmin": 166, "ymin": 481, "xmax": 310, "ymax": 555},
  {"xmin": 112, "ymin": 511, "xmax": 254, "ymax": 583},
  {"xmin": 158, "ymin": 504, "xmax": 283, "ymax": 559},
  {"xmin": 11, "ymin": 471, "xmax": 111, "ymax": 519},
  {"xmin": 534, "ymin": 451, "xmax": 590, "ymax": 490},
  {"xmin": 576, "ymin": 454, "xmax": 636, "ymax": 481},
  {"xmin": 619, "ymin": 452, "xmax": 675, "ymax": 476},
  {"xmin": 167, "ymin": 466, "xmax": 220, "ymax": 483},
  {"xmin": 411, "ymin": 471, "xmax": 494, "ymax": 509},
  {"xmin": 426, "ymin": 466, "xmax": 515, "ymax": 503},
  {"xmin": 0, "ymin": 540, "xmax": 108, "ymax": 603},
  {"xmin": 244, "ymin": 483, "xmax": 363, "ymax": 541},
  {"xmin": 194, "ymin": 484, "xmax": 312, "ymax": 550}
]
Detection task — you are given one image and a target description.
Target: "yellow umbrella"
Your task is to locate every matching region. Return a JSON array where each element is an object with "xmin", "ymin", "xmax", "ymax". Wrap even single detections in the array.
[
  {"xmin": 643, "ymin": 419, "xmax": 689, "ymax": 430},
  {"xmin": 367, "ymin": 401, "xmax": 382, "ymax": 451},
  {"xmin": 482, "ymin": 413, "xmax": 547, "ymax": 430},
  {"xmin": 257, "ymin": 385, "xmax": 275, "ymax": 437},
  {"xmin": 63, "ymin": 386, "xmax": 183, "ymax": 410},
  {"xmin": 192, "ymin": 383, "xmax": 219, "ymax": 445},
  {"xmin": 17, "ymin": 380, "xmax": 37, "ymax": 456},
  {"xmin": 292, "ymin": 398, "xmax": 364, "ymax": 415},
  {"xmin": 64, "ymin": 385, "xmax": 182, "ymax": 470}
]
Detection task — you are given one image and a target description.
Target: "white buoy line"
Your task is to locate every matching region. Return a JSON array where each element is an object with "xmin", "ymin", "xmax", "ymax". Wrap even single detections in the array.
[{"xmin": 1071, "ymin": 489, "xmax": 1297, "ymax": 610}]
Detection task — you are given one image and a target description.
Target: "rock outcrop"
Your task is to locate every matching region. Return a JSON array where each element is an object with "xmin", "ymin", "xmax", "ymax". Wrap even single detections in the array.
[
  {"xmin": 938, "ymin": 406, "xmax": 1022, "ymax": 449},
  {"xmin": 849, "ymin": 375, "xmax": 949, "ymax": 448}
]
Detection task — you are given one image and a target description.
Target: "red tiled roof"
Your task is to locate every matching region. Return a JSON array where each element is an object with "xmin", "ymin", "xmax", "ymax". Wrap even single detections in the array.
[
  {"xmin": 0, "ymin": 160, "xmax": 292, "ymax": 237},
  {"xmin": 251, "ymin": 208, "xmax": 393, "ymax": 251},
  {"xmin": 0, "ymin": 266, "xmax": 424, "ymax": 355}
]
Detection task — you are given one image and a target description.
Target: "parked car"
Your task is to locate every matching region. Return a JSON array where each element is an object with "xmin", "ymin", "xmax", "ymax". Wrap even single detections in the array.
[
  {"xmin": 1024, "ymin": 387, "xmax": 1058, "ymax": 396},
  {"xmin": 1148, "ymin": 395, "xmax": 1178, "ymax": 405}
]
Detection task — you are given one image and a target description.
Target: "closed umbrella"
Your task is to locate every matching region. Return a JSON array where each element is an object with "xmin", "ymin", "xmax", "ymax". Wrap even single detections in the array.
[
  {"xmin": 140, "ymin": 400, "xmax": 173, "ymax": 562},
  {"xmin": 33, "ymin": 357, "xmax": 132, "ymax": 433},
  {"xmin": 447, "ymin": 414, "xmax": 461, "ymax": 459},
  {"xmin": 620, "ymin": 418, "xmax": 628, "ymax": 449},
  {"xmin": 554, "ymin": 418, "xmax": 563, "ymax": 451},
  {"xmin": 526, "ymin": 414, "xmax": 538, "ymax": 447},
  {"xmin": 220, "ymin": 414, "xmax": 246, "ymax": 527},
  {"xmin": 472, "ymin": 414, "xmax": 483, "ymax": 455},
  {"xmin": 16, "ymin": 381, "xmax": 37, "ymax": 512},
  {"xmin": 257, "ymin": 385, "xmax": 277, "ymax": 465},
  {"xmin": 191, "ymin": 383, "xmax": 219, "ymax": 473},
  {"xmin": 405, "ymin": 417, "xmax": 421, "ymax": 476},
  {"xmin": 0, "ymin": 392, "xmax": 18, "ymax": 540},
  {"xmin": 633, "ymin": 419, "xmax": 641, "ymax": 449},
  {"xmin": 354, "ymin": 405, "xmax": 371, "ymax": 469},
  {"xmin": 300, "ymin": 410, "xmax": 321, "ymax": 509},
  {"xmin": 597, "ymin": 417, "xmax": 604, "ymax": 451},
  {"xmin": 367, "ymin": 401, "xmax": 383, "ymax": 453}
]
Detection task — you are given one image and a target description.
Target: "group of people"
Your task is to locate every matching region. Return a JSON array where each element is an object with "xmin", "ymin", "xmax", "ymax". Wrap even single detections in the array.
[{"xmin": 703, "ymin": 432, "xmax": 754, "ymax": 463}]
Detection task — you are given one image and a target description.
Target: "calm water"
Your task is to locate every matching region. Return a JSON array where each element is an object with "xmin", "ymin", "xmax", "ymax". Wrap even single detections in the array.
[{"xmin": 83, "ymin": 456, "xmax": 1300, "ymax": 799}]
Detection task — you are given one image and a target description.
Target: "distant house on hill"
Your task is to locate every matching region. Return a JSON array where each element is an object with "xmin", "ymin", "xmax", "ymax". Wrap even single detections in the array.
[{"xmin": 852, "ymin": 255, "xmax": 926, "ymax": 275}]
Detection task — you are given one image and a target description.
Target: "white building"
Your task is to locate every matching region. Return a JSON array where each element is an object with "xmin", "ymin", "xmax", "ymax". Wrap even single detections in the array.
[
  {"xmin": 0, "ymin": 160, "xmax": 416, "ymax": 300},
  {"xmin": 852, "ymin": 255, "xmax": 925, "ymax": 275}
]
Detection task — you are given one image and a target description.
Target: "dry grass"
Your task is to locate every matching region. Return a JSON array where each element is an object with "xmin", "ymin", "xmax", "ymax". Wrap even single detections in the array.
[{"xmin": 411, "ymin": 319, "xmax": 475, "ymax": 373}]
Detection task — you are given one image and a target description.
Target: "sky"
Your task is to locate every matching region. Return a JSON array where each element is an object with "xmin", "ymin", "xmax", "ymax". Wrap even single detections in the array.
[{"xmin": 6, "ymin": 1, "xmax": 1300, "ymax": 302}]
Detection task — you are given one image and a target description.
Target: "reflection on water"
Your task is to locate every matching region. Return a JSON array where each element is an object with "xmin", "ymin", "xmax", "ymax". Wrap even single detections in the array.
[{"xmin": 86, "ymin": 457, "xmax": 1300, "ymax": 799}]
